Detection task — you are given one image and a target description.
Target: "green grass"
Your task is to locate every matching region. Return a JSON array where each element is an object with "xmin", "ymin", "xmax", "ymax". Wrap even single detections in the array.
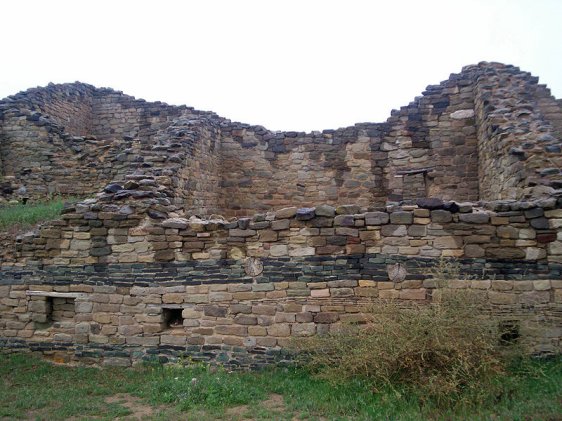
[
  {"xmin": 0, "ymin": 354, "xmax": 560, "ymax": 420},
  {"xmin": 0, "ymin": 198, "xmax": 78, "ymax": 231}
]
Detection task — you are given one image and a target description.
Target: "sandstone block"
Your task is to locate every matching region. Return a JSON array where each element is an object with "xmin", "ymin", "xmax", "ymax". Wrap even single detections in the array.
[
  {"xmin": 365, "ymin": 212, "xmax": 389, "ymax": 225},
  {"xmin": 270, "ymin": 244, "xmax": 288, "ymax": 257},
  {"xmin": 399, "ymin": 289, "xmax": 426, "ymax": 300},
  {"xmin": 215, "ymin": 325, "xmax": 247, "ymax": 336},
  {"xmin": 252, "ymin": 283, "xmax": 275, "ymax": 292},
  {"xmin": 548, "ymin": 241, "xmax": 562, "ymax": 255},
  {"xmin": 533, "ymin": 280, "xmax": 551, "ymax": 291},
  {"xmin": 209, "ymin": 292, "xmax": 233, "ymax": 302},
  {"xmin": 525, "ymin": 247, "xmax": 546, "ymax": 260},
  {"xmin": 330, "ymin": 288, "xmax": 354, "ymax": 297},
  {"xmin": 252, "ymin": 305, "xmax": 277, "ymax": 316},
  {"xmin": 488, "ymin": 291, "xmax": 517, "ymax": 305},
  {"xmin": 271, "ymin": 219, "xmax": 291, "ymax": 230},
  {"xmin": 204, "ymin": 305, "xmax": 228, "ymax": 317},
  {"xmin": 430, "ymin": 210, "xmax": 452, "ymax": 223},
  {"xmin": 162, "ymin": 218, "xmax": 189, "ymax": 229},
  {"xmin": 492, "ymin": 280, "xmax": 513, "ymax": 291},
  {"xmin": 162, "ymin": 293, "xmax": 184, "ymax": 304},
  {"xmin": 519, "ymin": 291, "xmax": 550, "ymax": 305},
  {"xmin": 315, "ymin": 204, "xmax": 336, "ymax": 217},
  {"xmin": 103, "ymin": 357, "xmax": 131, "ymax": 367},
  {"xmin": 118, "ymin": 325, "xmax": 143, "ymax": 336},
  {"xmin": 127, "ymin": 336, "xmax": 160, "ymax": 346},
  {"xmin": 486, "ymin": 247, "xmax": 525, "ymax": 259},
  {"xmin": 229, "ymin": 229, "xmax": 257, "ymax": 237},
  {"xmin": 336, "ymin": 205, "xmax": 360, "ymax": 215},
  {"xmin": 459, "ymin": 213, "xmax": 490, "ymax": 224},
  {"xmin": 289, "ymin": 246, "xmax": 315, "ymax": 257},
  {"xmin": 390, "ymin": 211, "xmax": 413, "ymax": 224},
  {"xmin": 291, "ymin": 323, "xmax": 316, "ymax": 336},
  {"xmin": 259, "ymin": 230, "xmax": 278, "ymax": 242},
  {"xmin": 161, "ymin": 335, "xmax": 187, "ymax": 346},
  {"xmin": 433, "ymin": 236, "xmax": 461, "ymax": 249},
  {"xmin": 464, "ymin": 244, "xmax": 485, "ymax": 258},
  {"xmin": 275, "ymin": 207, "xmax": 297, "ymax": 219},
  {"xmin": 381, "ymin": 225, "xmax": 407, "ymax": 236},
  {"xmin": 334, "ymin": 215, "xmax": 355, "ymax": 226},
  {"xmin": 310, "ymin": 288, "xmax": 330, "ymax": 297},
  {"xmin": 267, "ymin": 324, "xmax": 291, "ymax": 337}
]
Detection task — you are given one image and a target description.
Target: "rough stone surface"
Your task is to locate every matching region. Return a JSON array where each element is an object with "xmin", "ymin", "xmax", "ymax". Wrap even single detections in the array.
[{"xmin": 0, "ymin": 62, "xmax": 561, "ymax": 366}]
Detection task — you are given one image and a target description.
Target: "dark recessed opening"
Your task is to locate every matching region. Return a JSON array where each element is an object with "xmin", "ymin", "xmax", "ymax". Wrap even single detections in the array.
[
  {"xmin": 45, "ymin": 297, "xmax": 54, "ymax": 323},
  {"xmin": 499, "ymin": 320, "xmax": 520, "ymax": 344},
  {"xmin": 34, "ymin": 297, "xmax": 54, "ymax": 329},
  {"xmin": 35, "ymin": 297, "xmax": 76, "ymax": 328},
  {"xmin": 163, "ymin": 308, "xmax": 184, "ymax": 328}
]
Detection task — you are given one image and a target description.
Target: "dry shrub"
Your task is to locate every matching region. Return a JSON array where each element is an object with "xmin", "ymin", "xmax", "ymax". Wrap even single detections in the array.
[{"xmin": 294, "ymin": 261, "xmax": 517, "ymax": 406}]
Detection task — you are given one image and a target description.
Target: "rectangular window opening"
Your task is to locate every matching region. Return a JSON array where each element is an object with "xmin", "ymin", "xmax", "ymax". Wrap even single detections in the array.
[
  {"xmin": 163, "ymin": 308, "xmax": 184, "ymax": 329},
  {"xmin": 27, "ymin": 291, "xmax": 82, "ymax": 329},
  {"xmin": 51, "ymin": 297, "xmax": 76, "ymax": 322}
]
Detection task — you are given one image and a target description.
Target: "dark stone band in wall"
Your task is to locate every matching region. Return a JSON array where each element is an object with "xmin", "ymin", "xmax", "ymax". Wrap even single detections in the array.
[
  {"xmin": 0, "ymin": 338, "xmax": 292, "ymax": 369},
  {"xmin": 1, "ymin": 254, "xmax": 560, "ymax": 287}
]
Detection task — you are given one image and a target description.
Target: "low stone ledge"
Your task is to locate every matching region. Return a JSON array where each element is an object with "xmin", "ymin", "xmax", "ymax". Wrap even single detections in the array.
[{"xmin": 25, "ymin": 291, "xmax": 87, "ymax": 299}]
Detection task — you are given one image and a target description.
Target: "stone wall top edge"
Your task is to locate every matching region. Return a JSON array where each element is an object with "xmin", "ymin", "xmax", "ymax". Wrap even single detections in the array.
[
  {"xmin": 3, "ymin": 61, "xmax": 554, "ymax": 137},
  {"xmin": 146, "ymin": 195, "xmax": 560, "ymax": 223}
]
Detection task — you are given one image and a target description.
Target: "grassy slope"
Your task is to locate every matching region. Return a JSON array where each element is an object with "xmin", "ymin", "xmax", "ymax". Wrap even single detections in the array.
[
  {"xmin": 0, "ymin": 199, "xmax": 70, "ymax": 231},
  {"xmin": 0, "ymin": 354, "xmax": 560, "ymax": 420}
]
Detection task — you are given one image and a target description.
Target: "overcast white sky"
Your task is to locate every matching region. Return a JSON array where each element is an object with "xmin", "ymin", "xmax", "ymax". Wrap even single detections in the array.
[{"xmin": 1, "ymin": 0, "xmax": 561, "ymax": 132}]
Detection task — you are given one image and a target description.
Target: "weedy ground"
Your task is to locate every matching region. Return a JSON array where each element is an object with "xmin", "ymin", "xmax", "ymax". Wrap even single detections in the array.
[
  {"xmin": 0, "ymin": 353, "xmax": 560, "ymax": 420},
  {"xmin": 0, "ymin": 198, "xmax": 81, "ymax": 231}
]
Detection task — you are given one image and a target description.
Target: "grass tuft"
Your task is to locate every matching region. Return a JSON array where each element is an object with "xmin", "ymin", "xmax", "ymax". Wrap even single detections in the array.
[{"xmin": 0, "ymin": 197, "xmax": 80, "ymax": 231}]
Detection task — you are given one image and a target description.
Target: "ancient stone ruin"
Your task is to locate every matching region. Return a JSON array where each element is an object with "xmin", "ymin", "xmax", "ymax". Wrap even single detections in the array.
[{"xmin": 0, "ymin": 62, "xmax": 561, "ymax": 367}]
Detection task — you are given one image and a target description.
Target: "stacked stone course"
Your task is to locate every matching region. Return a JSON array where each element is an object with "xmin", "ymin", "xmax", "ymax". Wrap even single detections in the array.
[{"xmin": 1, "ymin": 62, "xmax": 561, "ymax": 366}]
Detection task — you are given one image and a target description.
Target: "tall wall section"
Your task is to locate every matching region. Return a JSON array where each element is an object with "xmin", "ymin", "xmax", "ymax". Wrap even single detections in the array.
[
  {"xmin": 0, "ymin": 84, "xmax": 131, "ymax": 197},
  {"xmin": 473, "ymin": 63, "xmax": 562, "ymax": 200},
  {"xmin": 2, "ymin": 62, "xmax": 562, "ymax": 213},
  {"xmin": 217, "ymin": 67, "xmax": 482, "ymax": 216},
  {"xmin": 1, "ymin": 62, "xmax": 562, "ymax": 366},
  {"xmin": 0, "ymin": 84, "xmax": 225, "ymax": 208}
]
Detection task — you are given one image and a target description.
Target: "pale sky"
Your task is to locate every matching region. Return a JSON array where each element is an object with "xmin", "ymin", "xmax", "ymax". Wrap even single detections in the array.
[{"xmin": 1, "ymin": 0, "xmax": 561, "ymax": 132}]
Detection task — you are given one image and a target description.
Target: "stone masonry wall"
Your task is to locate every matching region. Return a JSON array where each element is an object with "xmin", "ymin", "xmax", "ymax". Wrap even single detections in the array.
[
  {"xmin": 0, "ymin": 271, "xmax": 560, "ymax": 367},
  {"xmin": 1, "ymin": 62, "xmax": 562, "ymax": 366},
  {"xmin": 218, "ymin": 124, "xmax": 388, "ymax": 216},
  {"xmin": 1, "ymin": 83, "xmax": 95, "ymax": 136},
  {"xmin": 3, "ymin": 179, "xmax": 562, "ymax": 266},
  {"xmin": 384, "ymin": 68, "xmax": 479, "ymax": 203},
  {"xmin": 0, "ymin": 110, "xmax": 114, "ymax": 197},
  {"xmin": 0, "ymin": 183, "xmax": 561, "ymax": 364},
  {"xmin": 473, "ymin": 63, "xmax": 562, "ymax": 200},
  {"xmin": 217, "ymin": 68, "xmax": 481, "ymax": 216},
  {"xmin": 2, "ymin": 62, "xmax": 562, "ymax": 211}
]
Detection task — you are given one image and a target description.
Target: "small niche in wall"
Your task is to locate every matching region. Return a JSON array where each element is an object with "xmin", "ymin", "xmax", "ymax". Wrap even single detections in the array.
[
  {"xmin": 396, "ymin": 167, "xmax": 432, "ymax": 203},
  {"xmin": 163, "ymin": 307, "xmax": 184, "ymax": 329},
  {"xmin": 51, "ymin": 297, "xmax": 76, "ymax": 321},
  {"xmin": 26, "ymin": 291, "xmax": 85, "ymax": 328},
  {"xmin": 499, "ymin": 320, "xmax": 520, "ymax": 345}
]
